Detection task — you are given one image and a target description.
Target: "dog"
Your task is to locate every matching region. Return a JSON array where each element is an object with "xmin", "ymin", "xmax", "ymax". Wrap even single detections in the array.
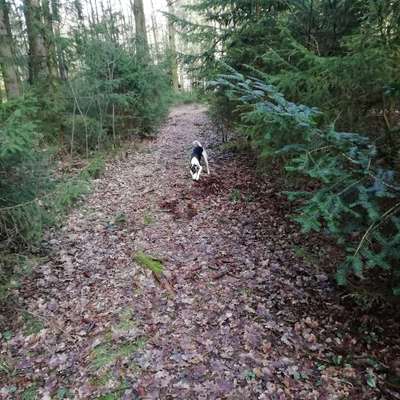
[{"xmin": 190, "ymin": 140, "xmax": 210, "ymax": 181}]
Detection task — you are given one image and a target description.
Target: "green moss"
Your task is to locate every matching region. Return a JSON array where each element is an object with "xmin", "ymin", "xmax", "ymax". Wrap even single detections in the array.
[
  {"xmin": 133, "ymin": 251, "xmax": 163, "ymax": 274},
  {"xmin": 115, "ymin": 212, "xmax": 127, "ymax": 225},
  {"xmin": 229, "ymin": 189, "xmax": 241, "ymax": 203},
  {"xmin": 91, "ymin": 371, "xmax": 113, "ymax": 387},
  {"xmin": 56, "ymin": 387, "xmax": 73, "ymax": 399},
  {"xmin": 0, "ymin": 357, "xmax": 12, "ymax": 375},
  {"xmin": 22, "ymin": 312, "xmax": 44, "ymax": 336},
  {"xmin": 90, "ymin": 339, "xmax": 145, "ymax": 370},
  {"xmin": 21, "ymin": 385, "xmax": 38, "ymax": 400},
  {"xmin": 143, "ymin": 211, "xmax": 154, "ymax": 226},
  {"xmin": 97, "ymin": 384, "xmax": 131, "ymax": 400},
  {"xmin": 115, "ymin": 309, "xmax": 135, "ymax": 331},
  {"xmin": 98, "ymin": 393, "xmax": 121, "ymax": 400},
  {"xmin": 0, "ymin": 254, "xmax": 42, "ymax": 302}
]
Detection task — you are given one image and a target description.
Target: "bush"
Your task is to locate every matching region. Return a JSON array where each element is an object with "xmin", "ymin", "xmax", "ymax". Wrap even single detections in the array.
[
  {"xmin": 211, "ymin": 70, "xmax": 400, "ymax": 295},
  {"xmin": 0, "ymin": 96, "xmax": 52, "ymax": 246},
  {"xmin": 0, "ymin": 95, "xmax": 102, "ymax": 249},
  {"xmin": 65, "ymin": 38, "xmax": 172, "ymax": 156}
]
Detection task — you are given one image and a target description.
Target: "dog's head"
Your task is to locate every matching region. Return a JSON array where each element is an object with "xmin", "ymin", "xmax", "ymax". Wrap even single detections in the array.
[{"xmin": 192, "ymin": 140, "xmax": 202, "ymax": 148}]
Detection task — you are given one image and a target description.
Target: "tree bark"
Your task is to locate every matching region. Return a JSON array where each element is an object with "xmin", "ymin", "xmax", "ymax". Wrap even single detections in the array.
[
  {"xmin": 51, "ymin": 0, "xmax": 67, "ymax": 80},
  {"xmin": 41, "ymin": 0, "xmax": 58, "ymax": 80},
  {"xmin": 150, "ymin": 0, "xmax": 160, "ymax": 62},
  {"xmin": 167, "ymin": 0, "xmax": 179, "ymax": 90},
  {"xmin": 24, "ymin": 0, "xmax": 50, "ymax": 83},
  {"xmin": 132, "ymin": 0, "xmax": 149, "ymax": 58},
  {"xmin": 0, "ymin": 0, "xmax": 21, "ymax": 98}
]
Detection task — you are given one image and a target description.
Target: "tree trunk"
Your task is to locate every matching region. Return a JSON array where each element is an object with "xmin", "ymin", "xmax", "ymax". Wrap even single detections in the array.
[
  {"xmin": 51, "ymin": 0, "xmax": 67, "ymax": 80},
  {"xmin": 150, "ymin": 0, "xmax": 160, "ymax": 62},
  {"xmin": 167, "ymin": 0, "xmax": 179, "ymax": 90},
  {"xmin": 0, "ymin": 0, "xmax": 21, "ymax": 98},
  {"xmin": 132, "ymin": 0, "xmax": 148, "ymax": 58},
  {"xmin": 41, "ymin": 0, "xmax": 58, "ymax": 80},
  {"xmin": 24, "ymin": 0, "xmax": 50, "ymax": 83}
]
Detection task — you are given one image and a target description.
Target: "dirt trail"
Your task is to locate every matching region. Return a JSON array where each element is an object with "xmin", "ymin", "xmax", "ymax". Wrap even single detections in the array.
[{"xmin": 1, "ymin": 105, "xmax": 397, "ymax": 399}]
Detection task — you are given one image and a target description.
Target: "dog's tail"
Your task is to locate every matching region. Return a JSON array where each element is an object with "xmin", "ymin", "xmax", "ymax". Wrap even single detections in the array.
[{"xmin": 192, "ymin": 140, "xmax": 202, "ymax": 148}]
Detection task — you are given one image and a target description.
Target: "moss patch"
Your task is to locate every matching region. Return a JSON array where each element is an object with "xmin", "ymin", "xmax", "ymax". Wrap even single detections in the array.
[
  {"xmin": 0, "ymin": 357, "xmax": 12, "ymax": 375},
  {"xmin": 90, "ymin": 310, "xmax": 144, "ymax": 373},
  {"xmin": 90, "ymin": 340, "xmax": 143, "ymax": 370},
  {"xmin": 134, "ymin": 251, "xmax": 163, "ymax": 274},
  {"xmin": 115, "ymin": 309, "xmax": 135, "ymax": 332},
  {"xmin": 143, "ymin": 211, "xmax": 154, "ymax": 226},
  {"xmin": 22, "ymin": 312, "xmax": 44, "ymax": 336},
  {"xmin": 21, "ymin": 385, "xmax": 38, "ymax": 400}
]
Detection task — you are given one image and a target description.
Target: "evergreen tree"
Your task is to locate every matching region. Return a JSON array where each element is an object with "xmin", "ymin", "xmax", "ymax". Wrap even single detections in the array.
[{"xmin": 179, "ymin": 0, "xmax": 400, "ymax": 293}]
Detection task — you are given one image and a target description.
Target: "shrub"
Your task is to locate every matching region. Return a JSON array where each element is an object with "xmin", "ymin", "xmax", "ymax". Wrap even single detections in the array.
[
  {"xmin": 65, "ymin": 38, "xmax": 172, "ymax": 156},
  {"xmin": 211, "ymin": 70, "xmax": 400, "ymax": 295}
]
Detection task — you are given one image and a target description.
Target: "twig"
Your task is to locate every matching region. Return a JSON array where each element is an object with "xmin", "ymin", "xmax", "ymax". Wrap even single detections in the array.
[
  {"xmin": 131, "ymin": 188, "xmax": 155, "ymax": 197},
  {"xmin": 212, "ymin": 270, "xmax": 230, "ymax": 280},
  {"xmin": 354, "ymin": 200, "xmax": 400, "ymax": 257}
]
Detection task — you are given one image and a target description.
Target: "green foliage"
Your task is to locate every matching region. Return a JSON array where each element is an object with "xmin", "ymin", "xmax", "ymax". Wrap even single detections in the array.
[
  {"xmin": 229, "ymin": 188, "xmax": 241, "ymax": 203},
  {"xmin": 112, "ymin": 212, "xmax": 127, "ymax": 226},
  {"xmin": 134, "ymin": 251, "xmax": 164, "ymax": 275},
  {"xmin": 0, "ymin": 96, "xmax": 53, "ymax": 249},
  {"xmin": 56, "ymin": 387, "xmax": 73, "ymax": 399},
  {"xmin": 180, "ymin": 0, "xmax": 400, "ymax": 296},
  {"xmin": 0, "ymin": 357, "xmax": 11, "ymax": 375},
  {"xmin": 180, "ymin": 0, "xmax": 400, "ymax": 133},
  {"xmin": 0, "ymin": 96, "xmax": 50, "ymax": 207},
  {"xmin": 211, "ymin": 70, "xmax": 400, "ymax": 294},
  {"xmin": 47, "ymin": 177, "xmax": 90, "ymax": 222},
  {"xmin": 87, "ymin": 309, "xmax": 142, "ymax": 398},
  {"xmin": 80, "ymin": 157, "xmax": 105, "ymax": 180},
  {"xmin": 143, "ymin": 211, "xmax": 154, "ymax": 226},
  {"xmin": 172, "ymin": 90, "xmax": 204, "ymax": 105},
  {"xmin": 21, "ymin": 385, "xmax": 38, "ymax": 400},
  {"xmin": 0, "ymin": 96, "xmax": 39, "ymax": 160},
  {"xmin": 0, "ymin": 254, "xmax": 35, "ymax": 302},
  {"xmin": 66, "ymin": 36, "xmax": 173, "ymax": 155},
  {"xmin": 0, "ymin": 3, "xmax": 176, "ymax": 306},
  {"xmin": 0, "ymin": 173, "xmax": 90, "ymax": 251},
  {"xmin": 22, "ymin": 311, "xmax": 44, "ymax": 336},
  {"xmin": 91, "ymin": 341, "xmax": 139, "ymax": 370}
]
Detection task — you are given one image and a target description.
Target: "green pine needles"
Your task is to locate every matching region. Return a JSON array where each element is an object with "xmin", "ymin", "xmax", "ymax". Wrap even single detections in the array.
[{"xmin": 210, "ymin": 70, "xmax": 400, "ymax": 295}]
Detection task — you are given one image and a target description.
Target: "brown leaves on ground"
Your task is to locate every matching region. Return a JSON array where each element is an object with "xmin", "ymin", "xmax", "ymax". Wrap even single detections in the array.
[{"xmin": 1, "ymin": 104, "xmax": 399, "ymax": 399}]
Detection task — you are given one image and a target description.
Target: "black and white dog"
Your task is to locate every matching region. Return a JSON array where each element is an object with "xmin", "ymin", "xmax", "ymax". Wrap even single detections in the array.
[{"xmin": 190, "ymin": 140, "xmax": 210, "ymax": 181}]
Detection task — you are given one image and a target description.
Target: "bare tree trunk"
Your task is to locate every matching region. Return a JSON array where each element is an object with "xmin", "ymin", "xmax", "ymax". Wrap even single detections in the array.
[
  {"xmin": 51, "ymin": 0, "xmax": 67, "ymax": 80},
  {"xmin": 0, "ymin": 72, "xmax": 3, "ymax": 100},
  {"xmin": 41, "ymin": 0, "xmax": 58, "ymax": 80},
  {"xmin": 167, "ymin": 0, "xmax": 179, "ymax": 90},
  {"xmin": 132, "ymin": 0, "xmax": 148, "ymax": 57},
  {"xmin": 150, "ymin": 0, "xmax": 160, "ymax": 62},
  {"xmin": 24, "ymin": 0, "xmax": 50, "ymax": 83},
  {"xmin": 0, "ymin": 0, "xmax": 21, "ymax": 98}
]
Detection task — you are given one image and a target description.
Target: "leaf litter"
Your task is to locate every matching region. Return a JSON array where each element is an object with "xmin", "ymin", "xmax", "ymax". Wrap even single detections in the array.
[{"xmin": 0, "ymin": 104, "xmax": 399, "ymax": 399}]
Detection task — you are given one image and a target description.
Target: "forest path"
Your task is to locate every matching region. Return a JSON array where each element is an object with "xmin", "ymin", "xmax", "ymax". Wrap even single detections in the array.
[{"xmin": 3, "ymin": 105, "xmax": 376, "ymax": 399}]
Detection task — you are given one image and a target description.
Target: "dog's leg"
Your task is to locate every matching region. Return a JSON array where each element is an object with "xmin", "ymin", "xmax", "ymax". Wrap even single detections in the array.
[
  {"xmin": 203, "ymin": 150, "xmax": 210, "ymax": 175},
  {"xmin": 196, "ymin": 166, "xmax": 203, "ymax": 181}
]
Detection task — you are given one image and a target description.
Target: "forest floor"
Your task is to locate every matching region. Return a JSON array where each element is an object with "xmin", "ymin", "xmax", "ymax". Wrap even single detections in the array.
[{"xmin": 1, "ymin": 104, "xmax": 400, "ymax": 399}]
